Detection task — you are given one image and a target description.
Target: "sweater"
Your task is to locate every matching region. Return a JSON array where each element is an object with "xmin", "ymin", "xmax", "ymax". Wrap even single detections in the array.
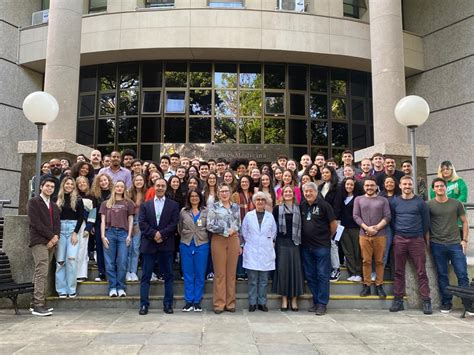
[{"xmin": 390, "ymin": 195, "xmax": 430, "ymax": 237}]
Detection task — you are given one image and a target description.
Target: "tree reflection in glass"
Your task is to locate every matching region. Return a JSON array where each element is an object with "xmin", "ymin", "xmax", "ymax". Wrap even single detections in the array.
[
  {"xmin": 215, "ymin": 90, "xmax": 238, "ymax": 116},
  {"xmin": 332, "ymin": 122, "xmax": 348, "ymax": 147},
  {"xmin": 264, "ymin": 93, "xmax": 284, "ymax": 115},
  {"xmin": 189, "ymin": 117, "xmax": 211, "ymax": 143},
  {"xmin": 311, "ymin": 121, "xmax": 328, "ymax": 145},
  {"xmin": 264, "ymin": 119, "xmax": 285, "ymax": 144},
  {"xmin": 239, "ymin": 118, "xmax": 261, "ymax": 144},
  {"xmin": 99, "ymin": 93, "xmax": 116, "ymax": 116},
  {"xmin": 240, "ymin": 91, "xmax": 262, "ymax": 117},
  {"xmin": 331, "ymin": 98, "xmax": 346, "ymax": 119},
  {"xmin": 118, "ymin": 116, "xmax": 137, "ymax": 143},
  {"xmin": 310, "ymin": 94, "xmax": 327, "ymax": 119},
  {"xmin": 119, "ymin": 90, "xmax": 138, "ymax": 115},
  {"xmin": 239, "ymin": 64, "xmax": 262, "ymax": 88},
  {"xmin": 189, "ymin": 90, "xmax": 212, "ymax": 115},
  {"xmin": 98, "ymin": 118, "xmax": 115, "ymax": 144},
  {"xmin": 214, "ymin": 117, "xmax": 237, "ymax": 143},
  {"xmin": 214, "ymin": 64, "xmax": 238, "ymax": 88}
]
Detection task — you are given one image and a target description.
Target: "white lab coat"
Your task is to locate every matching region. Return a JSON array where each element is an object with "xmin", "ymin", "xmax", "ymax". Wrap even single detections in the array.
[{"xmin": 241, "ymin": 210, "xmax": 277, "ymax": 271}]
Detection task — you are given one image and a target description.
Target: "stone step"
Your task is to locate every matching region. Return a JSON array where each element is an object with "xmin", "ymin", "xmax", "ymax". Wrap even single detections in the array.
[
  {"xmin": 46, "ymin": 293, "xmax": 399, "ymax": 311},
  {"xmin": 75, "ymin": 280, "xmax": 394, "ymax": 297}
]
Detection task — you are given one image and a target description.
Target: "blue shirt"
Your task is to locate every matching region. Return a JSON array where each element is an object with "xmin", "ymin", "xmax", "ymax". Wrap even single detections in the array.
[
  {"xmin": 154, "ymin": 196, "xmax": 166, "ymax": 225},
  {"xmin": 390, "ymin": 195, "xmax": 430, "ymax": 238}
]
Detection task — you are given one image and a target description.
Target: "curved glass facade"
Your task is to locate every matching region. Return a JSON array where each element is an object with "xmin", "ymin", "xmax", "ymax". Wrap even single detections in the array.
[{"xmin": 77, "ymin": 61, "xmax": 373, "ymax": 161}]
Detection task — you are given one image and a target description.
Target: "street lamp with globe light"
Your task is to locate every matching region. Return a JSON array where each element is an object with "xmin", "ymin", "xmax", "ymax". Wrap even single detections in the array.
[
  {"xmin": 394, "ymin": 95, "xmax": 430, "ymax": 195},
  {"xmin": 22, "ymin": 91, "xmax": 59, "ymax": 196}
]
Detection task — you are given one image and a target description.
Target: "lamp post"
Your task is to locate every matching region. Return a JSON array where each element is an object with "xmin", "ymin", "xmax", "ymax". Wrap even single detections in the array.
[
  {"xmin": 22, "ymin": 92, "xmax": 59, "ymax": 196},
  {"xmin": 394, "ymin": 95, "xmax": 430, "ymax": 195}
]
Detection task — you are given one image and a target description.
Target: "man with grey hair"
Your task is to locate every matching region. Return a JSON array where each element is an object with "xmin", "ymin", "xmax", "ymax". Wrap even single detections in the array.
[{"xmin": 300, "ymin": 182, "xmax": 337, "ymax": 315}]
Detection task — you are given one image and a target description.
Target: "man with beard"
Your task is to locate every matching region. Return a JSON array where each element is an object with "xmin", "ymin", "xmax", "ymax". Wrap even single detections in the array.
[
  {"xmin": 375, "ymin": 156, "xmax": 404, "ymax": 191},
  {"xmin": 89, "ymin": 149, "xmax": 102, "ymax": 175},
  {"xmin": 39, "ymin": 158, "xmax": 66, "ymax": 200},
  {"xmin": 122, "ymin": 149, "xmax": 137, "ymax": 171},
  {"xmin": 99, "ymin": 151, "xmax": 132, "ymax": 189}
]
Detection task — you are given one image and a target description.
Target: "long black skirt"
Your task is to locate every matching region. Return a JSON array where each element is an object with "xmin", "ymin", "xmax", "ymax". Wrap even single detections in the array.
[{"xmin": 272, "ymin": 238, "xmax": 304, "ymax": 297}]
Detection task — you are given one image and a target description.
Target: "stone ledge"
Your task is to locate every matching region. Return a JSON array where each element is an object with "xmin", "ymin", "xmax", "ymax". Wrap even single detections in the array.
[
  {"xmin": 355, "ymin": 142, "xmax": 430, "ymax": 162},
  {"xmin": 18, "ymin": 139, "xmax": 93, "ymax": 156}
]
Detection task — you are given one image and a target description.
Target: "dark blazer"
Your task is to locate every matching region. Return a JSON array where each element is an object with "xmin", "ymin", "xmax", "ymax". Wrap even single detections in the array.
[
  {"xmin": 139, "ymin": 198, "xmax": 180, "ymax": 254},
  {"xmin": 27, "ymin": 196, "xmax": 61, "ymax": 247}
]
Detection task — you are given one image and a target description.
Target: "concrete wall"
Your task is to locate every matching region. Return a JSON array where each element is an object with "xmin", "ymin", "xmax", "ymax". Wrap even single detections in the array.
[
  {"xmin": 17, "ymin": 4, "xmax": 424, "ymax": 74},
  {"xmin": 0, "ymin": 0, "xmax": 43, "ymax": 216},
  {"xmin": 404, "ymin": 1, "xmax": 474, "ymax": 203}
]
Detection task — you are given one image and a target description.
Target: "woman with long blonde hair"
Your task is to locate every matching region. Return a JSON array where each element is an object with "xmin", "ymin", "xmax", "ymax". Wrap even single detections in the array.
[
  {"xmin": 99, "ymin": 180, "xmax": 135, "ymax": 297},
  {"xmin": 55, "ymin": 177, "xmax": 84, "ymax": 298}
]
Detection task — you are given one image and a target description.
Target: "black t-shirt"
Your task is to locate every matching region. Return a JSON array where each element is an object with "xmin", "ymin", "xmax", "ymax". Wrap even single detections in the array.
[
  {"xmin": 300, "ymin": 197, "xmax": 336, "ymax": 248},
  {"xmin": 376, "ymin": 170, "xmax": 404, "ymax": 191}
]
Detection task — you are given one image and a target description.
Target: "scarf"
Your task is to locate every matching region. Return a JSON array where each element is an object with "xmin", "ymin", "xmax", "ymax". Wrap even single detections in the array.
[
  {"xmin": 238, "ymin": 191, "xmax": 255, "ymax": 222},
  {"xmin": 278, "ymin": 203, "xmax": 301, "ymax": 246}
]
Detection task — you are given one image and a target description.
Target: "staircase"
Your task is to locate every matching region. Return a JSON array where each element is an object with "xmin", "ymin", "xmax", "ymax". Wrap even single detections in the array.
[{"xmin": 47, "ymin": 264, "xmax": 398, "ymax": 310}]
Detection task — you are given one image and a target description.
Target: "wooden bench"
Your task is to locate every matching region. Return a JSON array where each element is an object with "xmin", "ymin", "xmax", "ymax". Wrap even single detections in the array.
[
  {"xmin": 0, "ymin": 251, "xmax": 34, "ymax": 314},
  {"xmin": 446, "ymin": 280, "xmax": 474, "ymax": 318}
]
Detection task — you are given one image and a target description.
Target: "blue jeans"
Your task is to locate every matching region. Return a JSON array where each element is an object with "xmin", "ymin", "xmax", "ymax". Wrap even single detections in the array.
[
  {"xmin": 430, "ymin": 242, "xmax": 469, "ymax": 305},
  {"xmin": 104, "ymin": 228, "xmax": 129, "ymax": 291},
  {"xmin": 180, "ymin": 240, "xmax": 209, "ymax": 303},
  {"xmin": 128, "ymin": 221, "xmax": 141, "ymax": 274},
  {"xmin": 236, "ymin": 254, "xmax": 246, "ymax": 278},
  {"xmin": 301, "ymin": 246, "xmax": 331, "ymax": 306},
  {"xmin": 247, "ymin": 269, "xmax": 269, "ymax": 306},
  {"xmin": 141, "ymin": 251, "xmax": 174, "ymax": 307},
  {"xmin": 55, "ymin": 220, "xmax": 80, "ymax": 295}
]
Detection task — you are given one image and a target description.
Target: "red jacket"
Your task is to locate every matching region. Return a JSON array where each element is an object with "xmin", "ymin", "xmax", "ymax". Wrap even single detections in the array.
[{"xmin": 27, "ymin": 196, "xmax": 60, "ymax": 247}]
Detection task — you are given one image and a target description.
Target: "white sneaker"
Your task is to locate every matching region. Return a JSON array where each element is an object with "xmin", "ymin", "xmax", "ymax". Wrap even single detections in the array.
[
  {"xmin": 117, "ymin": 289, "xmax": 127, "ymax": 297},
  {"xmin": 126, "ymin": 272, "xmax": 132, "ymax": 281},
  {"xmin": 352, "ymin": 275, "xmax": 362, "ymax": 282},
  {"xmin": 151, "ymin": 273, "xmax": 158, "ymax": 282},
  {"xmin": 347, "ymin": 275, "xmax": 355, "ymax": 282},
  {"xmin": 109, "ymin": 289, "xmax": 118, "ymax": 297},
  {"xmin": 130, "ymin": 272, "xmax": 139, "ymax": 281},
  {"xmin": 371, "ymin": 272, "xmax": 376, "ymax": 282}
]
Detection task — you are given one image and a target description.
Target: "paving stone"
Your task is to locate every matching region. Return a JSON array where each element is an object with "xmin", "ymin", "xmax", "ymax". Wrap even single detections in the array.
[
  {"xmin": 315, "ymin": 344, "xmax": 377, "ymax": 354},
  {"xmin": 203, "ymin": 331, "xmax": 253, "ymax": 344},
  {"xmin": 249, "ymin": 322, "xmax": 299, "ymax": 333},
  {"xmin": 253, "ymin": 331, "xmax": 309, "ymax": 344},
  {"xmin": 257, "ymin": 343, "xmax": 319, "ymax": 354},
  {"xmin": 352, "ymin": 331, "xmax": 415, "ymax": 344},
  {"xmin": 368, "ymin": 343, "xmax": 436, "ymax": 354},
  {"xmin": 90, "ymin": 332, "xmax": 151, "ymax": 345},
  {"xmin": 305, "ymin": 332, "xmax": 363, "ymax": 345},
  {"xmin": 146, "ymin": 331, "xmax": 202, "ymax": 345},
  {"xmin": 200, "ymin": 342, "xmax": 259, "ymax": 353},
  {"xmin": 139, "ymin": 344, "xmax": 200, "ymax": 354}
]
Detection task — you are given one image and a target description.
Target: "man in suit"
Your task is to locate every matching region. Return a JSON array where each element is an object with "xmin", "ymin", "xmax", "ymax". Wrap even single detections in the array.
[
  {"xmin": 139, "ymin": 178, "xmax": 180, "ymax": 315},
  {"xmin": 28, "ymin": 177, "xmax": 61, "ymax": 316}
]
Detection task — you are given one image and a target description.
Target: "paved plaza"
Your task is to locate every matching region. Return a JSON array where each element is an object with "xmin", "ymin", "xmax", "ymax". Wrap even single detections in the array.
[{"xmin": 0, "ymin": 308, "xmax": 473, "ymax": 354}]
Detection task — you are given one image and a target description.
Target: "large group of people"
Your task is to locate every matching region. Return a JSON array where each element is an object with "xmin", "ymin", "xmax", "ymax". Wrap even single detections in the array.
[{"xmin": 27, "ymin": 148, "xmax": 470, "ymax": 318}]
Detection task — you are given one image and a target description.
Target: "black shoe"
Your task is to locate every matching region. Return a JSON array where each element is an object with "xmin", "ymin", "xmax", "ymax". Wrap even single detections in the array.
[
  {"xmin": 315, "ymin": 304, "xmax": 327, "ymax": 316},
  {"xmin": 280, "ymin": 304, "xmax": 289, "ymax": 312},
  {"xmin": 31, "ymin": 306, "xmax": 52, "ymax": 317},
  {"xmin": 290, "ymin": 305, "xmax": 299, "ymax": 312},
  {"xmin": 225, "ymin": 307, "xmax": 236, "ymax": 313},
  {"xmin": 258, "ymin": 304, "xmax": 268, "ymax": 312},
  {"xmin": 193, "ymin": 303, "xmax": 202, "ymax": 312},
  {"xmin": 308, "ymin": 304, "xmax": 318, "ymax": 312},
  {"xmin": 360, "ymin": 284, "xmax": 371, "ymax": 297},
  {"xmin": 214, "ymin": 309, "xmax": 224, "ymax": 314},
  {"xmin": 139, "ymin": 305, "xmax": 148, "ymax": 315},
  {"xmin": 389, "ymin": 299, "xmax": 404, "ymax": 312},
  {"xmin": 375, "ymin": 285, "xmax": 387, "ymax": 298},
  {"xmin": 423, "ymin": 300, "xmax": 433, "ymax": 315},
  {"xmin": 182, "ymin": 302, "xmax": 194, "ymax": 312},
  {"xmin": 440, "ymin": 303, "xmax": 452, "ymax": 314},
  {"xmin": 248, "ymin": 305, "xmax": 257, "ymax": 312},
  {"xmin": 164, "ymin": 305, "xmax": 174, "ymax": 314}
]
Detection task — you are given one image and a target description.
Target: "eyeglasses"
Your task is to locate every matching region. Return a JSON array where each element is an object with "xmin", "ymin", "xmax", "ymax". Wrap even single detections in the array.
[{"xmin": 255, "ymin": 198, "xmax": 266, "ymax": 202}]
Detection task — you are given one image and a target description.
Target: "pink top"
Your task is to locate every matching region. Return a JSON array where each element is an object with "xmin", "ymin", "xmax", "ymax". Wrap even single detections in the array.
[{"xmin": 276, "ymin": 186, "xmax": 302, "ymax": 204}]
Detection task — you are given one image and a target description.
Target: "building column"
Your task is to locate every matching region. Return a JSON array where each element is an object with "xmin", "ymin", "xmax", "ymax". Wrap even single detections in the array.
[
  {"xmin": 43, "ymin": 0, "xmax": 83, "ymax": 141},
  {"xmin": 369, "ymin": 0, "xmax": 407, "ymax": 144}
]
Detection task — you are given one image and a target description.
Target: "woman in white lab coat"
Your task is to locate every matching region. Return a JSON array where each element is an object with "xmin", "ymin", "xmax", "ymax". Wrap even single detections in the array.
[{"xmin": 241, "ymin": 191, "xmax": 277, "ymax": 312}]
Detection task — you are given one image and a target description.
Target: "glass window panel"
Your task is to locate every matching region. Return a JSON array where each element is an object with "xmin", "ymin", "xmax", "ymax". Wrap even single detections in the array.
[
  {"xmin": 214, "ymin": 117, "xmax": 237, "ymax": 143},
  {"xmin": 331, "ymin": 70, "xmax": 347, "ymax": 95},
  {"xmin": 310, "ymin": 147, "xmax": 328, "ymax": 161},
  {"xmin": 240, "ymin": 91, "xmax": 262, "ymax": 116},
  {"xmin": 165, "ymin": 62, "xmax": 187, "ymax": 87},
  {"xmin": 289, "ymin": 119, "xmax": 307, "ymax": 144},
  {"xmin": 289, "ymin": 147, "xmax": 308, "ymax": 161},
  {"xmin": 331, "ymin": 98, "xmax": 346, "ymax": 120},
  {"xmin": 97, "ymin": 145, "xmax": 114, "ymax": 156},
  {"xmin": 239, "ymin": 64, "xmax": 262, "ymax": 88},
  {"xmin": 189, "ymin": 89, "xmax": 212, "ymax": 115},
  {"xmin": 118, "ymin": 117, "xmax": 138, "ymax": 143},
  {"xmin": 142, "ymin": 91, "xmax": 161, "ymax": 114},
  {"xmin": 368, "ymin": 125, "xmax": 374, "ymax": 145},
  {"xmin": 239, "ymin": 118, "xmax": 261, "ymax": 144},
  {"xmin": 142, "ymin": 62, "xmax": 162, "ymax": 87},
  {"xmin": 77, "ymin": 120, "xmax": 94, "ymax": 146},
  {"xmin": 332, "ymin": 122, "xmax": 348, "ymax": 148},
  {"xmin": 190, "ymin": 63, "xmax": 212, "ymax": 87},
  {"xmin": 99, "ymin": 93, "xmax": 116, "ymax": 116},
  {"xmin": 146, "ymin": 0, "xmax": 175, "ymax": 8},
  {"xmin": 264, "ymin": 118, "xmax": 285, "ymax": 144},
  {"xmin": 140, "ymin": 145, "xmax": 161, "ymax": 162},
  {"xmin": 311, "ymin": 121, "xmax": 328, "ymax": 146},
  {"xmin": 99, "ymin": 65, "xmax": 116, "ymax": 91},
  {"xmin": 79, "ymin": 95, "xmax": 95, "ymax": 117},
  {"xmin": 165, "ymin": 91, "xmax": 186, "ymax": 113},
  {"xmin": 351, "ymin": 71, "xmax": 367, "ymax": 97},
  {"xmin": 310, "ymin": 94, "xmax": 327, "ymax": 120},
  {"xmin": 189, "ymin": 117, "xmax": 212, "ymax": 143},
  {"xmin": 98, "ymin": 118, "xmax": 115, "ymax": 145},
  {"xmin": 332, "ymin": 149, "xmax": 345, "ymax": 165},
  {"xmin": 208, "ymin": 0, "xmax": 244, "ymax": 7},
  {"xmin": 352, "ymin": 99, "xmax": 364, "ymax": 122},
  {"xmin": 352, "ymin": 124, "xmax": 367, "ymax": 148},
  {"xmin": 119, "ymin": 90, "xmax": 138, "ymax": 115},
  {"xmin": 264, "ymin": 64, "xmax": 285, "ymax": 89},
  {"xmin": 141, "ymin": 116, "xmax": 161, "ymax": 143},
  {"xmin": 89, "ymin": 0, "xmax": 107, "ymax": 12},
  {"xmin": 264, "ymin": 92, "xmax": 285, "ymax": 115},
  {"xmin": 119, "ymin": 64, "xmax": 139, "ymax": 90},
  {"xmin": 215, "ymin": 90, "xmax": 238, "ymax": 116},
  {"xmin": 310, "ymin": 67, "xmax": 327, "ymax": 92},
  {"xmin": 80, "ymin": 67, "xmax": 97, "ymax": 92},
  {"xmin": 368, "ymin": 100, "xmax": 373, "ymax": 123},
  {"xmin": 288, "ymin": 66, "xmax": 307, "ymax": 90},
  {"xmin": 290, "ymin": 93, "xmax": 305, "ymax": 116},
  {"xmin": 164, "ymin": 117, "xmax": 186, "ymax": 143},
  {"xmin": 214, "ymin": 63, "xmax": 238, "ymax": 88}
]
